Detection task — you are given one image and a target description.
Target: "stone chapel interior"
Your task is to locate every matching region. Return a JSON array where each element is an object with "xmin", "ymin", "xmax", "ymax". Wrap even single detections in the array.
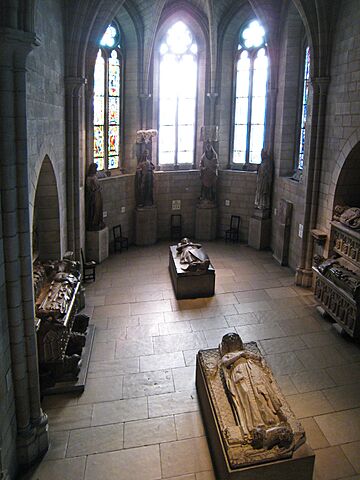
[{"xmin": 1, "ymin": 0, "xmax": 360, "ymax": 479}]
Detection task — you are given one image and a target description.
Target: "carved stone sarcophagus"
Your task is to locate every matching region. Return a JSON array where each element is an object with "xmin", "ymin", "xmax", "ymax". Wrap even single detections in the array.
[
  {"xmin": 196, "ymin": 333, "xmax": 314, "ymax": 480},
  {"xmin": 33, "ymin": 257, "xmax": 89, "ymax": 391},
  {"xmin": 313, "ymin": 220, "xmax": 360, "ymax": 339}
]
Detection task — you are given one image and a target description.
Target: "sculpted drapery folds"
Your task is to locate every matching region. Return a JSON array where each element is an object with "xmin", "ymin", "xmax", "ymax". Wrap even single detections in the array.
[
  {"xmin": 199, "ymin": 141, "xmax": 219, "ymax": 205},
  {"xmin": 85, "ymin": 163, "xmax": 105, "ymax": 231},
  {"xmin": 220, "ymin": 333, "xmax": 293, "ymax": 448}
]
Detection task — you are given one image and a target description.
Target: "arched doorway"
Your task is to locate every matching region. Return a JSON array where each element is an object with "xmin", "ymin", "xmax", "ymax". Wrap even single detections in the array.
[
  {"xmin": 33, "ymin": 156, "xmax": 61, "ymax": 260},
  {"xmin": 333, "ymin": 141, "xmax": 360, "ymax": 210}
]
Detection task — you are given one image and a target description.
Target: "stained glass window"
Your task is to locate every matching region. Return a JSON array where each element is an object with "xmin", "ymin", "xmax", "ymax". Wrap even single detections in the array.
[
  {"xmin": 93, "ymin": 22, "xmax": 122, "ymax": 171},
  {"xmin": 233, "ymin": 20, "xmax": 268, "ymax": 166},
  {"xmin": 158, "ymin": 21, "xmax": 198, "ymax": 166},
  {"xmin": 298, "ymin": 46, "xmax": 310, "ymax": 170}
]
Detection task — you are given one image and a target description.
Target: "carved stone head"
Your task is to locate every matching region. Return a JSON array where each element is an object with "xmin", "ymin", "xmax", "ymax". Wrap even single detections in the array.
[{"xmin": 219, "ymin": 332, "xmax": 244, "ymax": 356}]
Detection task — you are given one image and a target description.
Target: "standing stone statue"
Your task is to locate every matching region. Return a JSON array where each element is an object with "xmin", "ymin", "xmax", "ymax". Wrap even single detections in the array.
[
  {"xmin": 199, "ymin": 140, "xmax": 219, "ymax": 205},
  {"xmin": 254, "ymin": 149, "xmax": 273, "ymax": 212},
  {"xmin": 85, "ymin": 163, "xmax": 105, "ymax": 231},
  {"xmin": 135, "ymin": 149, "xmax": 155, "ymax": 207}
]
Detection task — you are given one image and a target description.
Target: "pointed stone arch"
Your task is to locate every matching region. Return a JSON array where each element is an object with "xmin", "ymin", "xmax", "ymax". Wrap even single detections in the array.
[{"xmin": 33, "ymin": 155, "xmax": 61, "ymax": 260}]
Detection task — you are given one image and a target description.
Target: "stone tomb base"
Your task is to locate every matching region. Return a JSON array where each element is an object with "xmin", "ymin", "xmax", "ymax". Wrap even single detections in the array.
[
  {"xmin": 195, "ymin": 205, "xmax": 217, "ymax": 241},
  {"xmin": 86, "ymin": 226, "xmax": 109, "ymax": 263},
  {"xmin": 169, "ymin": 245, "xmax": 215, "ymax": 299},
  {"xmin": 135, "ymin": 206, "xmax": 157, "ymax": 246},
  {"xmin": 196, "ymin": 349, "xmax": 315, "ymax": 480}
]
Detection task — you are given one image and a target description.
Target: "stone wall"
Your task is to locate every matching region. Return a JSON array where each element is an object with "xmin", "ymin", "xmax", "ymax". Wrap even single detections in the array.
[
  {"xmin": 99, "ymin": 169, "xmax": 257, "ymax": 244},
  {"xmin": 27, "ymin": 0, "xmax": 67, "ymax": 257},
  {"xmin": 318, "ymin": 0, "xmax": 360, "ymax": 248},
  {"xmin": 0, "ymin": 209, "xmax": 17, "ymax": 480},
  {"xmin": 271, "ymin": 4, "xmax": 308, "ymax": 270}
]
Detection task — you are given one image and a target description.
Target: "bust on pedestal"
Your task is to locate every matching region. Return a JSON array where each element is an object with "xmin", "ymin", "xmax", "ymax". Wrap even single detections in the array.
[
  {"xmin": 85, "ymin": 163, "xmax": 109, "ymax": 263},
  {"xmin": 135, "ymin": 130, "xmax": 158, "ymax": 246},
  {"xmin": 196, "ymin": 130, "xmax": 219, "ymax": 241},
  {"xmin": 248, "ymin": 149, "xmax": 273, "ymax": 250}
]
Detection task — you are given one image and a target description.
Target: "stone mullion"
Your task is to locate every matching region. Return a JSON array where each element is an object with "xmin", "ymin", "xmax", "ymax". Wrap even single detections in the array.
[{"xmin": 65, "ymin": 77, "xmax": 86, "ymax": 259}]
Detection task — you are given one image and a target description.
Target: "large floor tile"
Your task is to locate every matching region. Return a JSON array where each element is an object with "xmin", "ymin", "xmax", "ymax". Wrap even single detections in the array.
[
  {"xmin": 314, "ymin": 408, "xmax": 360, "ymax": 445},
  {"xmin": 85, "ymin": 445, "xmax": 161, "ymax": 480},
  {"xmin": 148, "ymin": 391, "xmax": 199, "ymax": 417},
  {"xmin": 47, "ymin": 405, "xmax": 93, "ymax": 432},
  {"xmin": 122, "ymin": 369, "xmax": 174, "ymax": 398},
  {"xmin": 140, "ymin": 351, "xmax": 185, "ymax": 372},
  {"xmin": 286, "ymin": 391, "xmax": 334, "ymax": 418},
  {"xmin": 175, "ymin": 411, "xmax": 205, "ymax": 440},
  {"xmin": 341, "ymin": 441, "xmax": 360, "ymax": 473},
  {"xmin": 91, "ymin": 396, "xmax": 148, "ymax": 426},
  {"xmin": 77, "ymin": 376, "xmax": 123, "ymax": 404},
  {"xmin": 67, "ymin": 423, "xmax": 124, "ymax": 457},
  {"xmin": 160, "ymin": 437, "xmax": 212, "ymax": 478},
  {"xmin": 314, "ymin": 446, "xmax": 355, "ymax": 480},
  {"xmin": 124, "ymin": 416, "xmax": 176, "ymax": 448},
  {"xmin": 27, "ymin": 457, "xmax": 86, "ymax": 480}
]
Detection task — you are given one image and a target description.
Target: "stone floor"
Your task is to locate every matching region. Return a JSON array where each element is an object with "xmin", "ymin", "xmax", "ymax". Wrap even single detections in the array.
[{"xmin": 25, "ymin": 241, "xmax": 360, "ymax": 480}]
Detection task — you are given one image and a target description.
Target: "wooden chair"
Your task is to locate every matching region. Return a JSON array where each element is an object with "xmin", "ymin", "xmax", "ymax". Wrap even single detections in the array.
[
  {"xmin": 113, "ymin": 224, "xmax": 128, "ymax": 253},
  {"xmin": 225, "ymin": 215, "xmax": 240, "ymax": 243},
  {"xmin": 170, "ymin": 214, "xmax": 182, "ymax": 240},
  {"xmin": 81, "ymin": 249, "xmax": 96, "ymax": 282}
]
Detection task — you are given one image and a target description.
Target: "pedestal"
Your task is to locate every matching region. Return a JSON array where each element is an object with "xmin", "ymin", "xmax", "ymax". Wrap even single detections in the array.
[
  {"xmin": 248, "ymin": 216, "xmax": 271, "ymax": 250},
  {"xmin": 86, "ymin": 226, "xmax": 109, "ymax": 263},
  {"xmin": 196, "ymin": 205, "xmax": 217, "ymax": 241},
  {"xmin": 169, "ymin": 245, "xmax": 215, "ymax": 299},
  {"xmin": 135, "ymin": 206, "xmax": 157, "ymax": 246}
]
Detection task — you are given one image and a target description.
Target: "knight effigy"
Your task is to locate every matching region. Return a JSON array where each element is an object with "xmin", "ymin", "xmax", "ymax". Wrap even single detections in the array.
[
  {"xmin": 176, "ymin": 238, "xmax": 210, "ymax": 273},
  {"xmin": 196, "ymin": 333, "xmax": 309, "ymax": 476},
  {"xmin": 33, "ymin": 256, "xmax": 89, "ymax": 390}
]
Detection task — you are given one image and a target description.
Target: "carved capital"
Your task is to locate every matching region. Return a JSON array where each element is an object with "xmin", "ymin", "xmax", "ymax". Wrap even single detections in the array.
[
  {"xmin": 311, "ymin": 76, "xmax": 330, "ymax": 95},
  {"xmin": 0, "ymin": 28, "xmax": 40, "ymax": 65},
  {"xmin": 65, "ymin": 76, "xmax": 87, "ymax": 96}
]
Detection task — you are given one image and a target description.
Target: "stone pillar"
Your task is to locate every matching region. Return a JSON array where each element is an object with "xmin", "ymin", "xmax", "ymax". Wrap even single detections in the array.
[
  {"xmin": 295, "ymin": 77, "xmax": 330, "ymax": 287},
  {"xmin": 65, "ymin": 76, "xmax": 87, "ymax": 259},
  {"xmin": 135, "ymin": 206, "xmax": 157, "ymax": 246},
  {"xmin": 0, "ymin": 28, "xmax": 48, "ymax": 470}
]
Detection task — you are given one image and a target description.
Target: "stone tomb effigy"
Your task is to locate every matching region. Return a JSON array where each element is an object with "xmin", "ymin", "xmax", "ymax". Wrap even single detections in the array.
[
  {"xmin": 196, "ymin": 333, "xmax": 315, "ymax": 480},
  {"xmin": 169, "ymin": 238, "xmax": 215, "ymax": 299},
  {"xmin": 33, "ymin": 256, "xmax": 94, "ymax": 394}
]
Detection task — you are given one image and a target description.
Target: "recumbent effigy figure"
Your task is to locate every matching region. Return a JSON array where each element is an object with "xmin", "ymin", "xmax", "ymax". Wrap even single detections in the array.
[
  {"xmin": 176, "ymin": 238, "xmax": 210, "ymax": 273},
  {"xmin": 220, "ymin": 333, "xmax": 293, "ymax": 449},
  {"xmin": 333, "ymin": 204, "xmax": 360, "ymax": 230}
]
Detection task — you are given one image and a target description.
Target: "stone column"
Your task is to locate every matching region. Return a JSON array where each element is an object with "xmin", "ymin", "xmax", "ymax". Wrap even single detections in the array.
[
  {"xmin": 65, "ymin": 76, "xmax": 87, "ymax": 259},
  {"xmin": 295, "ymin": 77, "xmax": 330, "ymax": 287},
  {"xmin": 0, "ymin": 28, "xmax": 48, "ymax": 469}
]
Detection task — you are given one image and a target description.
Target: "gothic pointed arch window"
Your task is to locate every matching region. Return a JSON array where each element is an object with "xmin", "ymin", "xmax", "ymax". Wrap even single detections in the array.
[
  {"xmin": 297, "ymin": 45, "xmax": 310, "ymax": 171},
  {"xmin": 93, "ymin": 22, "xmax": 123, "ymax": 172},
  {"xmin": 232, "ymin": 20, "xmax": 268, "ymax": 167},
  {"xmin": 158, "ymin": 21, "xmax": 198, "ymax": 167}
]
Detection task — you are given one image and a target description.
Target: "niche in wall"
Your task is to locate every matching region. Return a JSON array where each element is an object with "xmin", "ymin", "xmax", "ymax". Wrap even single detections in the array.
[
  {"xmin": 333, "ymin": 142, "xmax": 360, "ymax": 210},
  {"xmin": 33, "ymin": 156, "xmax": 61, "ymax": 260}
]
